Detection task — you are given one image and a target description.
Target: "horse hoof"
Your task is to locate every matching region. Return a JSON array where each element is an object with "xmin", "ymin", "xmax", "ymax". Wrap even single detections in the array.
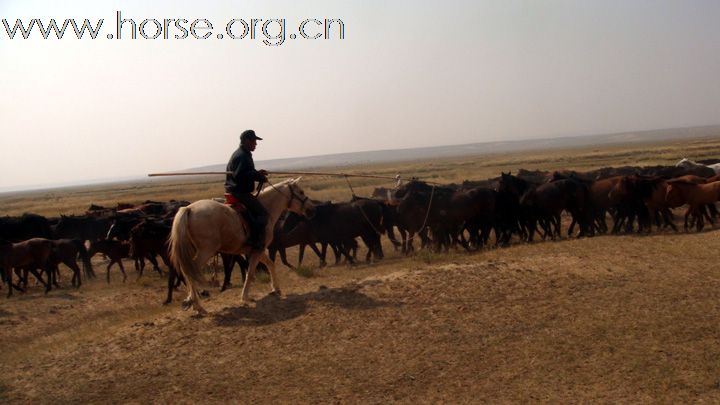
[
  {"xmin": 268, "ymin": 290, "xmax": 282, "ymax": 298},
  {"xmin": 181, "ymin": 300, "xmax": 192, "ymax": 311},
  {"xmin": 200, "ymin": 290, "xmax": 210, "ymax": 297}
]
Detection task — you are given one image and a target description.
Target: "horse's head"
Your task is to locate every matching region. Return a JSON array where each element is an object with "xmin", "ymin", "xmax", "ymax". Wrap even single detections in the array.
[
  {"xmin": 499, "ymin": 172, "xmax": 525, "ymax": 196},
  {"xmin": 394, "ymin": 179, "xmax": 430, "ymax": 200},
  {"xmin": 285, "ymin": 178, "xmax": 316, "ymax": 218}
]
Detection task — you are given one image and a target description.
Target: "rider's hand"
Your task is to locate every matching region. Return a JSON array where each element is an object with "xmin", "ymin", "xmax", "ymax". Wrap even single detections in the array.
[{"xmin": 258, "ymin": 169, "xmax": 269, "ymax": 181}]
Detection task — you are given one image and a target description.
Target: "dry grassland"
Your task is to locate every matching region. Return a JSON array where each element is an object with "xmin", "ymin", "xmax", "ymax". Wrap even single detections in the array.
[{"xmin": 1, "ymin": 137, "xmax": 720, "ymax": 403}]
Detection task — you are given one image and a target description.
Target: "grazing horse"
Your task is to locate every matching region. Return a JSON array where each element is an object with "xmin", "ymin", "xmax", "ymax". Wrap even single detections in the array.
[
  {"xmin": 168, "ymin": 178, "xmax": 315, "ymax": 314},
  {"xmin": 0, "ymin": 238, "xmax": 54, "ymax": 297},
  {"xmin": 665, "ymin": 180, "xmax": 720, "ymax": 231}
]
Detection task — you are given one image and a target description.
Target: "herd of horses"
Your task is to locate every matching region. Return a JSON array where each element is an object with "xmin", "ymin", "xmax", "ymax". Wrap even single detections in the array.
[{"xmin": 1, "ymin": 158, "xmax": 720, "ymax": 313}]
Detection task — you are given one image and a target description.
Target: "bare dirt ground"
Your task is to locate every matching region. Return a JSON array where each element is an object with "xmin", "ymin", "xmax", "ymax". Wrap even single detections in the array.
[{"xmin": 1, "ymin": 228, "xmax": 719, "ymax": 403}]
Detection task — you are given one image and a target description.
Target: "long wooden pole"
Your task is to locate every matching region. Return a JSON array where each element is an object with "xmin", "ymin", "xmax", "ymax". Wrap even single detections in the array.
[
  {"xmin": 148, "ymin": 170, "xmax": 401, "ymax": 181},
  {"xmin": 148, "ymin": 171, "xmax": 229, "ymax": 177}
]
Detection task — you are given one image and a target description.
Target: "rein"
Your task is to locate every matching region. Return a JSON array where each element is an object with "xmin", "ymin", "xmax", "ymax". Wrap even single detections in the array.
[{"xmin": 266, "ymin": 181, "xmax": 310, "ymax": 210}]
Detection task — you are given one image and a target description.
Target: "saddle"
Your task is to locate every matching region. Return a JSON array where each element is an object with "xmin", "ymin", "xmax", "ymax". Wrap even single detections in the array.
[
  {"xmin": 225, "ymin": 193, "xmax": 254, "ymax": 234},
  {"xmin": 224, "ymin": 193, "xmax": 247, "ymax": 216}
]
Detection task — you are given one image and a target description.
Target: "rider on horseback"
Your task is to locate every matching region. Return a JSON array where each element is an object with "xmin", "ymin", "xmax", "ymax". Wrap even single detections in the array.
[{"xmin": 225, "ymin": 129, "xmax": 269, "ymax": 250}]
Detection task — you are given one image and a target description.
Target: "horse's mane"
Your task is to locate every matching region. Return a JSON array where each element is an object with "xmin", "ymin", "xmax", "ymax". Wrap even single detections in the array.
[{"xmin": 258, "ymin": 178, "xmax": 297, "ymax": 196}]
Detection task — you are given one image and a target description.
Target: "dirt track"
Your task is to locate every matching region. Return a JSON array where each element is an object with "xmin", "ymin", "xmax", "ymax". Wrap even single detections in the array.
[{"xmin": 1, "ymin": 231, "xmax": 720, "ymax": 403}]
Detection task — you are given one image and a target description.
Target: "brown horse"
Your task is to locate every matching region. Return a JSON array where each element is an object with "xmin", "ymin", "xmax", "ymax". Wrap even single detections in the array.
[
  {"xmin": 665, "ymin": 180, "xmax": 720, "ymax": 231},
  {"xmin": 88, "ymin": 239, "xmax": 130, "ymax": 283},
  {"xmin": 608, "ymin": 175, "xmax": 675, "ymax": 233},
  {"xmin": 169, "ymin": 178, "xmax": 315, "ymax": 314},
  {"xmin": 0, "ymin": 238, "xmax": 54, "ymax": 297},
  {"xmin": 589, "ymin": 175, "xmax": 623, "ymax": 233},
  {"xmin": 46, "ymin": 239, "xmax": 93, "ymax": 289}
]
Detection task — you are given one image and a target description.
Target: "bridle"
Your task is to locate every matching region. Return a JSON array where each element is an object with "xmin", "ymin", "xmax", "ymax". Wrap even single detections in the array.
[{"xmin": 268, "ymin": 182, "xmax": 311, "ymax": 211}]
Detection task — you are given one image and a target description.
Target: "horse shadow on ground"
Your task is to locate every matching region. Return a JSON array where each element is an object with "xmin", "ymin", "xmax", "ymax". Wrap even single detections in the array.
[{"xmin": 211, "ymin": 284, "xmax": 400, "ymax": 327}]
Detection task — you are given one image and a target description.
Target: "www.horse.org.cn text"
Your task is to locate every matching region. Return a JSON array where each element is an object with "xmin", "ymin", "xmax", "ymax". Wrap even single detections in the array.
[{"xmin": 0, "ymin": 11, "xmax": 346, "ymax": 46}]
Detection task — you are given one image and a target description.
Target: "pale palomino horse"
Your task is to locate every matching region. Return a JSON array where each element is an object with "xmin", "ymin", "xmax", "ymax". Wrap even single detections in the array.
[
  {"xmin": 676, "ymin": 158, "xmax": 720, "ymax": 174},
  {"xmin": 169, "ymin": 178, "xmax": 315, "ymax": 314}
]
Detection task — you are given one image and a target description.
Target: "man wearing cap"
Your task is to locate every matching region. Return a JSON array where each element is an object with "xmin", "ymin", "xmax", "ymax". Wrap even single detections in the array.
[{"xmin": 225, "ymin": 129, "xmax": 269, "ymax": 250}]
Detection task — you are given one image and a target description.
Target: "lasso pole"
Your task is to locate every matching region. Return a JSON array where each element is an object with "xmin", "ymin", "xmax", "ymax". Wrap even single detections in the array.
[{"xmin": 148, "ymin": 170, "xmax": 401, "ymax": 182}]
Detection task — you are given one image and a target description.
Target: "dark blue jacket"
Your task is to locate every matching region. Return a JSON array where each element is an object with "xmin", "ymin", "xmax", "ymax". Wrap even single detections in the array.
[{"xmin": 225, "ymin": 146, "xmax": 264, "ymax": 194}]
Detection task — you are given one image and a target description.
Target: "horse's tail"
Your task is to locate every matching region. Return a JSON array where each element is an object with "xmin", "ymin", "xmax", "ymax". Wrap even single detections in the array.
[
  {"xmin": 169, "ymin": 207, "xmax": 207, "ymax": 291},
  {"xmin": 73, "ymin": 239, "xmax": 95, "ymax": 279}
]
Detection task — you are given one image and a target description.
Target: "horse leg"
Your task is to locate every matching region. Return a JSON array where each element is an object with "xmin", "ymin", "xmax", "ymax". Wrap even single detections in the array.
[
  {"xmin": 697, "ymin": 206, "xmax": 706, "ymax": 232},
  {"xmin": 553, "ymin": 214, "xmax": 562, "ymax": 238},
  {"xmin": 118, "ymin": 260, "xmax": 127, "ymax": 283},
  {"xmin": 164, "ymin": 267, "xmax": 179, "ymax": 305},
  {"xmin": 52, "ymin": 265, "xmax": 61, "ymax": 287},
  {"xmin": 137, "ymin": 256, "xmax": 146, "ymax": 279},
  {"xmin": 259, "ymin": 253, "xmax": 282, "ymax": 296},
  {"xmin": 220, "ymin": 253, "xmax": 234, "ymax": 292},
  {"xmin": 65, "ymin": 260, "xmax": 81, "ymax": 288},
  {"xmin": 703, "ymin": 205, "xmax": 714, "ymax": 226},
  {"xmin": 240, "ymin": 253, "xmax": 262, "ymax": 304},
  {"xmin": 373, "ymin": 234, "xmax": 384, "ymax": 259},
  {"xmin": 308, "ymin": 243, "xmax": 325, "ymax": 267},
  {"xmin": 236, "ymin": 255, "xmax": 248, "ymax": 284},
  {"xmin": 277, "ymin": 247, "xmax": 294, "ymax": 269},
  {"xmin": 106, "ymin": 261, "xmax": 113, "ymax": 283},
  {"xmin": 163, "ymin": 267, "xmax": 177, "ymax": 305},
  {"xmin": 6, "ymin": 268, "xmax": 12, "ymax": 298},
  {"xmin": 182, "ymin": 253, "xmax": 212, "ymax": 315},
  {"xmin": 684, "ymin": 208, "xmax": 691, "ymax": 232},
  {"xmin": 405, "ymin": 232, "xmax": 414, "ymax": 255},
  {"xmin": 709, "ymin": 203, "xmax": 719, "ymax": 220},
  {"xmin": 567, "ymin": 218, "xmax": 576, "ymax": 237},
  {"xmin": 298, "ymin": 244, "xmax": 306, "ymax": 267},
  {"xmin": 6, "ymin": 269, "xmax": 26, "ymax": 297},
  {"xmin": 662, "ymin": 208, "xmax": 678, "ymax": 232},
  {"xmin": 15, "ymin": 268, "xmax": 27, "ymax": 289},
  {"xmin": 400, "ymin": 229, "xmax": 408, "ymax": 254},
  {"xmin": 44, "ymin": 265, "xmax": 54, "ymax": 295},
  {"xmin": 26, "ymin": 268, "xmax": 46, "ymax": 290},
  {"xmin": 349, "ymin": 240, "xmax": 359, "ymax": 263},
  {"xmin": 327, "ymin": 243, "xmax": 342, "ymax": 265},
  {"xmin": 151, "ymin": 254, "xmax": 164, "ymax": 276}
]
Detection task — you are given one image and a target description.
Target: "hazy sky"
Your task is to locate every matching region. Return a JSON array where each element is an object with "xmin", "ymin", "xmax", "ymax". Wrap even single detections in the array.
[{"xmin": 2, "ymin": 0, "xmax": 720, "ymax": 190}]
